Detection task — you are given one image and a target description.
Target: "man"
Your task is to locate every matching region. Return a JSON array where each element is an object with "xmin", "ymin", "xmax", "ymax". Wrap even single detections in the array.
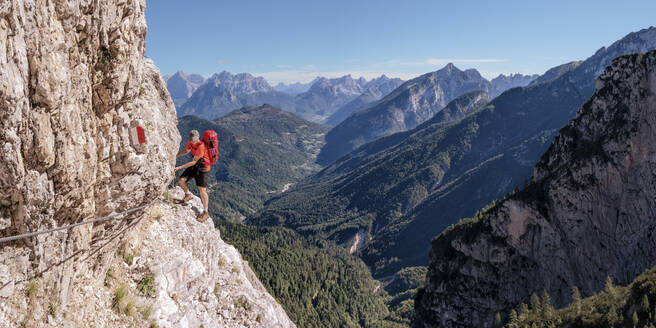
[{"xmin": 175, "ymin": 130, "xmax": 210, "ymax": 222}]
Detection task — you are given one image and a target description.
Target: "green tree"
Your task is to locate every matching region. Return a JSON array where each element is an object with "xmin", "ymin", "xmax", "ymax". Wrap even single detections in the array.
[
  {"xmin": 509, "ymin": 309, "xmax": 518, "ymax": 322},
  {"xmin": 605, "ymin": 276, "xmax": 615, "ymax": 295},
  {"xmin": 494, "ymin": 312, "xmax": 502, "ymax": 327},
  {"xmin": 604, "ymin": 304, "xmax": 619, "ymax": 326},
  {"xmin": 530, "ymin": 293, "xmax": 542, "ymax": 315},
  {"xmin": 216, "ymin": 222, "xmax": 391, "ymax": 327},
  {"xmin": 572, "ymin": 286, "xmax": 582, "ymax": 314},
  {"xmin": 507, "ymin": 309, "xmax": 519, "ymax": 328},
  {"xmin": 642, "ymin": 294, "xmax": 651, "ymax": 314},
  {"xmin": 633, "ymin": 311, "xmax": 639, "ymax": 327},
  {"xmin": 542, "ymin": 289, "xmax": 554, "ymax": 318},
  {"xmin": 519, "ymin": 303, "xmax": 529, "ymax": 321}
]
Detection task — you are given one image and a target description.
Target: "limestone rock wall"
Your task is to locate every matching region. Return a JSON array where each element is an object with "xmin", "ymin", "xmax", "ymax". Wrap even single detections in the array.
[
  {"xmin": 414, "ymin": 51, "xmax": 656, "ymax": 327},
  {"xmin": 0, "ymin": 189, "xmax": 297, "ymax": 327},
  {"xmin": 0, "ymin": 0, "xmax": 174, "ymax": 323},
  {"xmin": 0, "ymin": 2, "xmax": 296, "ymax": 326},
  {"xmin": 134, "ymin": 188, "xmax": 295, "ymax": 328}
]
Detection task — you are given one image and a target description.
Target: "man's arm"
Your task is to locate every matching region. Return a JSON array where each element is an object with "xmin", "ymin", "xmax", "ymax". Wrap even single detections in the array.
[
  {"xmin": 176, "ymin": 149, "xmax": 190, "ymax": 157},
  {"xmin": 175, "ymin": 155, "xmax": 201, "ymax": 172}
]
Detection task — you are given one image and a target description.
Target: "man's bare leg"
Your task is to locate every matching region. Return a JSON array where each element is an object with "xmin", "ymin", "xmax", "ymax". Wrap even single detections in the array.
[
  {"xmin": 199, "ymin": 187, "xmax": 209, "ymax": 211},
  {"xmin": 179, "ymin": 177, "xmax": 192, "ymax": 202},
  {"xmin": 197, "ymin": 187, "xmax": 210, "ymax": 222},
  {"xmin": 178, "ymin": 177, "xmax": 188, "ymax": 192}
]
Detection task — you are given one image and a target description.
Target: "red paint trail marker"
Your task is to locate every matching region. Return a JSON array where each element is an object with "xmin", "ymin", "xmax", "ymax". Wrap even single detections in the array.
[
  {"xmin": 137, "ymin": 126, "xmax": 146, "ymax": 143},
  {"xmin": 130, "ymin": 125, "xmax": 147, "ymax": 145}
]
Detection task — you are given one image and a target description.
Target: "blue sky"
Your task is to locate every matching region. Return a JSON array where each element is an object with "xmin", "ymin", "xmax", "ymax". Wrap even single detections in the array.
[{"xmin": 145, "ymin": 0, "xmax": 656, "ymax": 84}]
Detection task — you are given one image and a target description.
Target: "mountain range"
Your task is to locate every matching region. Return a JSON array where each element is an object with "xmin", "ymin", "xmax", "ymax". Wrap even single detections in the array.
[
  {"xmin": 174, "ymin": 72, "xmax": 405, "ymax": 123},
  {"xmin": 177, "ymin": 72, "xmax": 297, "ymax": 119},
  {"xmin": 249, "ymin": 26, "xmax": 656, "ymax": 280},
  {"xmin": 293, "ymin": 75, "xmax": 370, "ymax": 122},
  {"xmin": 317, "ymin": 65, "xmax": 538, "ymax": 165},
  {"xmin": 324, "ymin": 75, "xmax": 405, "ymax": 126},
  {"xmin": 168, "ymin": 26, "xmax": 656, "ymax": 328},
  {"xmin": 415, "ymin": 49, "xmax": 656, "ymax": 328},
  {"xmin": 167, "ymin": 68, "xmax": 536, "ymax": 135}
]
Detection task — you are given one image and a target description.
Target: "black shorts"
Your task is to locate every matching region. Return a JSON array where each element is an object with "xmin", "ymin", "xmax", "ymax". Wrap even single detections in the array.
[{"xmin": 180, "ymin": 164, "xmax": 209, "ymax": 187}]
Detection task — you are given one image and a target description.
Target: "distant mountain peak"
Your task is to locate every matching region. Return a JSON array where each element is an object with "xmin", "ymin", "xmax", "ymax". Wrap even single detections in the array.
[
  {"xmin": 177, "ymin": 70, "xmax": 296, "ymax": 119},
  {"xmin": 324, "ymin": 76, "xmax": 405, "ymax": 126},
  {"xmin": 293, "ymin": 75, "xmax": 373, "ymax": 121},
  {"xmin": 207, "ymin": 71, "xmax": 269, "ymax": 89},
  {"xmin": 488, "ymin": 72, "xmax": 539, "ymax": 97},
  {"xmin": 318, "ymin": 63, "xmax": 490, "ymax": 164},
  {"xmin": 434, "ymin": 63, "xmax": 463, "ymax": 77},
  {"xmin": 166, "ymin": 70, "xmax": 207, "ymax": 108},
  {"xmin": 367, "ymin": 74, "xmax": 391, "ymax": 84},
  {"xmin": 216, "ymin": 70, "xmax": 231, "ymax": 78}
]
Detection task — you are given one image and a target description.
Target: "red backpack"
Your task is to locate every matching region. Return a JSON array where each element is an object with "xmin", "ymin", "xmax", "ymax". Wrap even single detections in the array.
[{"xmin": 201, "ymin": 130, "xmax": 219, "ymax": 165}]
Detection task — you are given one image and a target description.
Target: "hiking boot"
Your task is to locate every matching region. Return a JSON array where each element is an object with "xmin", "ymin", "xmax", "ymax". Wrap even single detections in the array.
[
  {"xmin": 182, "ymin": 193, "xmax": 192, "ymax": 203},
  {"xmin": 196, "ymin": 211, "xmax": 209, "ymax": 223}
]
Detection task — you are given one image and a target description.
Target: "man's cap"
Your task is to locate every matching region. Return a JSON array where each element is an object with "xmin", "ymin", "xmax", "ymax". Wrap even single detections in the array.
[{"xmin": 189, "ymin": 130, "xmax": 200, "ymax": 140}]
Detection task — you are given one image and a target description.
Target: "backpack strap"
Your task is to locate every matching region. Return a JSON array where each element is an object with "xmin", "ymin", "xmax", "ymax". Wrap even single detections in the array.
[{"xmin": 190, "ymin": 142, "xmax": 207, "ymax": 165}]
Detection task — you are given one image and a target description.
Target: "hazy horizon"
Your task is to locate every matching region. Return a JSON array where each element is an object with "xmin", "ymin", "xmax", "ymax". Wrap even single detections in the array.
[{"xmin": 145, "ymin": 0, "xmax": 656, "ymax": 84}]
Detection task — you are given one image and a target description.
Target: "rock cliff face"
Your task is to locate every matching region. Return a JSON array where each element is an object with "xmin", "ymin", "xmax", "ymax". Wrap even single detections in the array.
[
  {"xmin": 1, "ymin": 0, "xmax": 179, "ymax": 304},
  {"xmin": 141, "ymin": 189, "xmax": 294, "ymax": 328},
  {"xmin": 0, "ymin": 1, "xmax": 293, "ymax": 326},
  {"xmin": 414, "ymin": 51, "xmax": 656, "ymax": 327},
  {"xmin": 0, "ymin": 189, "xmax": 295, "ymax": 327}
]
